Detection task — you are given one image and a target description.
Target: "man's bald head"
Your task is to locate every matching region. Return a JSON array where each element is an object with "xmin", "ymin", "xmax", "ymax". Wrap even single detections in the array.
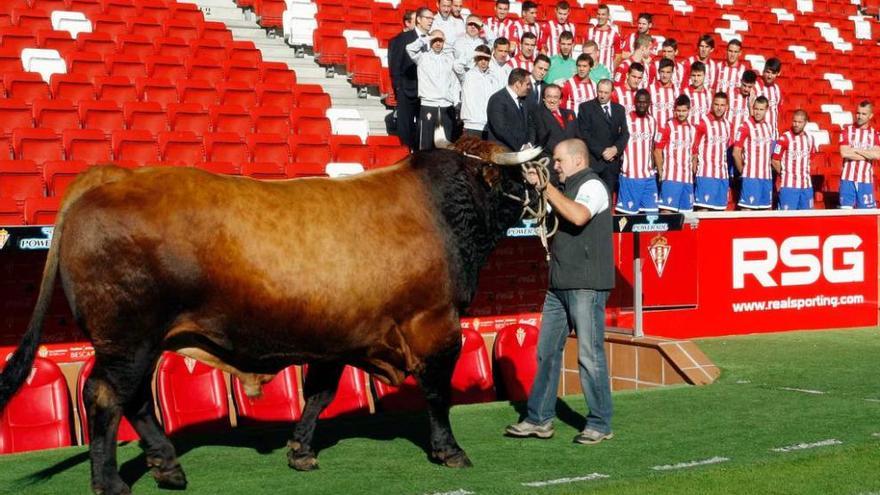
[
  {"xmin": 553, "ymin": 139, "xmax": 589, "ymax": 182},
  {"xmin": 558, "ymin": 139, "xmax": 587, "ymax": 160}
]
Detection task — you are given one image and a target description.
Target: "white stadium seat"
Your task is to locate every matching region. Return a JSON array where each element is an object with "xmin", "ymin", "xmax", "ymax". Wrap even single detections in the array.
[
  {"xmin": 326, "ymin": 162, "xmax": 365, "ymax": 177},
  {"xmin": 51, "ymin": 11, "xmax": 92, "ymax": 38},
  {"xmin": 332, "ymin": 118, "xmax": 370, "ymax": 143},
  {"xmin": 21, "ymin": 48, "xmax": 67, "ymax": 83}
]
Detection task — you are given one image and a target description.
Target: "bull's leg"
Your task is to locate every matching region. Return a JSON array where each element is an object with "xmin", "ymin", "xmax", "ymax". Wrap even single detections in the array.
[
  {"xmin": 416, "ymin": 343, "xmax": 472, "ymax": 468},
  {"xmin": 125, "ymin": 373, "xmax": 187, "ymax": 490},
  {"xmin": 287, "ymin": 362, "xmax": 344, "ymax": 471}
]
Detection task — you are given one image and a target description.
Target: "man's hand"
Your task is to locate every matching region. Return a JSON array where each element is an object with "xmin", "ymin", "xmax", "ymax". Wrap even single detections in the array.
[
  {"xmin": 601, "ymin": 146, "xmax": 617, "ymax": 161},
  {"xmin": 524, "ymin": 168, "xmax": 543, "ymax": 189}
]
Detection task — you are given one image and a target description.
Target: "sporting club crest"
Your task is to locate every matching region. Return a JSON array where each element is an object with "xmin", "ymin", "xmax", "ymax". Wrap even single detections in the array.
[{"xmin": 648, "ymin": 234, "xmax": 671, "ymax": 277}]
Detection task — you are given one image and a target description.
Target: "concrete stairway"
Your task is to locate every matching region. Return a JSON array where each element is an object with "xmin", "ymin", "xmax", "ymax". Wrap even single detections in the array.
[{"xmin": 190, "ymin": 0, "xmax": 390, "ymax": 136}]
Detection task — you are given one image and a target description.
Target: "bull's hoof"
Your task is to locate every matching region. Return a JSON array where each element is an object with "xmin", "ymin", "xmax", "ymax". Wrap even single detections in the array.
[
  {"xmin": 288, "ymin": 450, "xmax": 319, "ymax": 471},
  {"xmin": 432, "ymin": 450, "xmax": 473, "ymax": 468},
  {"xmin": 92, "ymin": 480, "xmax": 132, "ymax": 495},
  {"xmin": 153, "ymin": 466, "xmax": 188, "ymax": 490}
]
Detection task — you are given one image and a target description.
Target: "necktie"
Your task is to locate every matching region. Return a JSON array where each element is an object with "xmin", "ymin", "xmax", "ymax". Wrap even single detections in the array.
[
  {"xmin": 553, "ymin": 110, "xmax": 565, "ymax": 128},
  {"xmin": 603, "ymin": 104, "xmax": 611, "ymax": 120},
  {"xmin": 534, "ymin": 82, "xmax": 541, "ymax": 102}
]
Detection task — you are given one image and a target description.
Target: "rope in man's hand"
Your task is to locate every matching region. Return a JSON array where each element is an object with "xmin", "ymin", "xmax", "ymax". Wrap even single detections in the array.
[{"xmin": 518, "ymin": 157, "xmax": 557, "ymax": 261}]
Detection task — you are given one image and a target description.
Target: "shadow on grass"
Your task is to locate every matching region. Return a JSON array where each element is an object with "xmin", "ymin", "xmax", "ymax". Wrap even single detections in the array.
[{"xmin": 509, "ymin": 398, "xmax": 586, "ymax": 430}]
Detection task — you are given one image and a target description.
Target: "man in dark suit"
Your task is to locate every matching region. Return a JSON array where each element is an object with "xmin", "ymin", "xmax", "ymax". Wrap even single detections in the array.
[
  {"xmin": 530, "ymin": 83, "xmax": 576, "ymax": 186},
  {"xmin": 487, "ymin": 68, "xmax": 533, "ymax": 151},
  {"xmin": 576, "ymin": 79, "xmax": 629, "ymax": 192},
  {"xmin": 524, "ymin": 54, "xmax": 551, "ymax": 113},
  {"xmin": 389, "ymin": 9, "xmax": 430, "ymax": 151}
]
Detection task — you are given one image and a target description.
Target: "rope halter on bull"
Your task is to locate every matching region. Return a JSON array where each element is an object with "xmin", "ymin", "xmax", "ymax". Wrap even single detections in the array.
[{"xmin": 433, "ymin": 123, "xmax": 557, "ymax": 261}]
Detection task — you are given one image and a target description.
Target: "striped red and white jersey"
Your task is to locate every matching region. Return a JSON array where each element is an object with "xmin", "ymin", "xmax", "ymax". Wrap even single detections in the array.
[
  {"xmin": 683, "ymin": 56, "xmax": 716, "ymax": 92},
  {"xmin": 620, "ymin": 32, "xmax": 661, "ymax": 57},
  {"xmin": 648, "ymin": 59, "xmax": 685, "ymax": 88},
  {"xmin": 772, "ymin": 130, "xmax": 815, "ymax": 189},
  {"xmin": 506, "ymin": 54, "xmax": 535, "ymax": 72},
  {"xmin": 692, "ymin": 114, "xmax": 732, "ymax": 179},
  {"xmin": 540, "ymin": 19, "xmax": 576, "ymax": 56},
  {"xmin": 612, "ymin": 86, "xmax": 636, "ymax": 114},
  {"xmin": 613, "ymin": 57, "xmax": 649, "ymax": 89},
  {"xmin": 714, "ymin": 61, "xmax": 746, "ymax": 96},
  {"xmin": 587, "ymin": 24, "xmax": 620, "ymax": 69},
  {"xmin": 622, "ymin": 112, "xmax": 657, "ymax": 178},
  {"xmin": 649, "ymin": 81, "xmax": 679, "ymax": 125},
  {"xmin": 484, "ymin": 16, "xmax": 515, "ymax": 41},
  {"xmin": 755, "ymin": 79, "xmax": 782, "ymax": 137},
  {"xmin": 509, "ymin": 20, "xmax": 542, "ymax": 44},
  {"xmin": 682, "ymin": 85, "xmax": 712, "ymax": 125},
  {"xmin": 840, "ymin": 124, "xmax": 880, "ymax": 183},
  {"xmin": 656, "ymin": 119, "xmax": 697, "ymax": 183},
  {"xmin": 561, "ymin": 75, "xmax": 597, "ymax": 114},
  {"xmin": 727, "ymin": 89, "xmax": 754, "ymax": 134},
  {"xmin": 733, "ymin": 118, "xmax": 775, "ymax": 180}
]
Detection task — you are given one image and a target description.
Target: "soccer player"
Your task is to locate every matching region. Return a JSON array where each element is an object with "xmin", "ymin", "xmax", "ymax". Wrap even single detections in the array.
[
  {"xmin": 727, "ymin": 69, "xmax": 757, "ymax": 134},
  {"xmin": 582, "ymin": 40, "xmax": 611, "ymax": 83},
  {"xmin": 649, "ymin": 38, "xmax": 684, "ymax": 88},
  {"xmin": 507, "ymin": 32, "xmax": 537, "ymax": 71},
  {"xmin": 683, "ymin": 34, "xmax": 716, "ymax": 92},
  {"xmin": 732, "ymin": 96, "xmax": 775, "ymax": 210},
  {"xmin": 682, "ymin": 61, "xmax": 711, "ymax": 125},
  {"xmin": 561, "ymin": 54, "xmax": 597, "ymax": 115},
  {"xmin": 540, "ymin": 1, "xmax": 575, "ymax": 56},
  {"xmin": 612, "ymin": 62, "xmax": 644, "ymax": 113},
  {"xmin": 692, "ymin": 92, "xmax": 733, "ymax": 211},
  {"xmin": 510, "ymin": 1, "xmax": 542, "ymax": 48},
  {"xmin": 649, "ymin": 58, "xmax": 680, "ymax": 124},
  {"xmin": 616, "ymin": 89, "xmax": 658, "ymax": 214},
  {"xmin": 618, "ymin": 13, "xmax": 658, "ymax": 63},
  {"xmin": 654, "ymin": 95, "xmax": 697, "ymax": 212},
  {"xmin": 772, "ymin": 110, "xmax": 815, "ymax": 210},
  {"xmin": 489, "ymin": 37, "xmax": 512, "ymax": 81},
  {"xmin": 755, "ymin": 57, "xmax": 783, "ymax": 137},
  {"xmin": 587, "ymin": 4, "xmax": 620, "ymax": 70},
  {"xmin": 484, "ymin": 0, "xmax": 514, "ymax": 42},
  {"xmin": 839, "ymin": 100, "xmax": 880, "ymax": 209},
  {"xmin": 714, "ymin": 39, "xmax": 745, "ymax": 96},
  {"xmin": 545, "ymin": 31, "xmax": 576, "ymax": 83},
  {"xmin": 613, "ymin": 34, "xmax": 651, "ymax": 89}
]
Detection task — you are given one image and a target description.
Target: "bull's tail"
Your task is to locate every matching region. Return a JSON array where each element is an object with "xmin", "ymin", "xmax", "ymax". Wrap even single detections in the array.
[{"xmin": 0, "ymin": 165, "xmax": 131, "ymax": 411}]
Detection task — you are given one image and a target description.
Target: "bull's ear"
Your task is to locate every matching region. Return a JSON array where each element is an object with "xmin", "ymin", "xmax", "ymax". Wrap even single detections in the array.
[{"xmin": 480, "ymin": 163, "xmax": 501, "ymax": 188}]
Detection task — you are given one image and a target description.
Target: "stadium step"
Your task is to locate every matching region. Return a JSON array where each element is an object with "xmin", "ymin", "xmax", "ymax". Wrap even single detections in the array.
[{"xmin": 190, "ymin": 0, "xmax": 390, "ymax": 136}]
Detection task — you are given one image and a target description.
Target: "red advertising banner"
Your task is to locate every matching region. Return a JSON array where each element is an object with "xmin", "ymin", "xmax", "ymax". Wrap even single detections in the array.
[{"xmin": 645, "ymin": 212, "xmax": 879, "ymax": 338}]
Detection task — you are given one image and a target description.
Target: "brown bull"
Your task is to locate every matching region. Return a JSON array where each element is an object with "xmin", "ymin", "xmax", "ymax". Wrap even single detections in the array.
[{"xmin": 0, "ymin": 136, "xmax": 542, "ymax": 495}]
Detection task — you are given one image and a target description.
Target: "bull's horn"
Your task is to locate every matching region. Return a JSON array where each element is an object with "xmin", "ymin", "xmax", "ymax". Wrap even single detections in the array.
[
  {"xmin": 434, "ymin": 118, "xmax": 453, "ymax": 149},
  {"xmin": 491, "ymin": 146, "xmax": 543, "ymax": 165}
]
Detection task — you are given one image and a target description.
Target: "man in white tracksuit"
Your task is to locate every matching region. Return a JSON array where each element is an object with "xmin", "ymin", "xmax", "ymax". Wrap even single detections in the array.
[{"xmin": 407, "ymin": 29, "xmax": 460, "ymax": 149}]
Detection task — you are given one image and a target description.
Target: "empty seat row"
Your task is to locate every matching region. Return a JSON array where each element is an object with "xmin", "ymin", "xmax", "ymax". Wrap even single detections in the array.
[
  {"xmin": 0, "ymin": 4, "xmax": 206, "ymax": 34},
  {"xmin": 1, "ymin": 325, "xmax": 535, "ymax": 453}
]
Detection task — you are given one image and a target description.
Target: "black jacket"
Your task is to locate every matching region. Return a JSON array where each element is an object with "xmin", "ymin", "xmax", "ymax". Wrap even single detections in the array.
[
  {"xmin": 388, "ymin": 29, "xmax": 419, "ymax": 99},
  {"xmin": 530, "ymin": 105, "xmax": 577, "ymax": 158},
  {"xmin": 487, "ymin": 88, "xmax": 531, "ymax": 151},
  {"xmin": 575, "ymin": 98, "xmax": 629, "ymax": 175}
]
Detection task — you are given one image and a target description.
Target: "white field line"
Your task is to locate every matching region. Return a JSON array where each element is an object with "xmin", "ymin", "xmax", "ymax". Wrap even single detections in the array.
[
  {"xmin": 651, "ymin": 457, "xmax": 729, "ymax": 471},
  {"xmin": 424, "ymin": 490, "xmax": 475, "ymax": 495},
  {"xmin": 872, "ymin": 432, "xmax": 880, "ymax": 438},
  {"xmin": 864, "ymin": 398, "xmax": 880, "ymax": 403},
  {"xmin": 771, "ymin": 439, "xmax": 842, "ymax": 452},
  {"xmin": 778, "ymin": 386, "xmax": 826, "ymax": 395},
  {"xmin": 735, "ymin": 380, "xmax": 752, "ymax": 384},
  {"xmin": 521, "ymin": 473, "xmax": 610, "ymax": 487}
]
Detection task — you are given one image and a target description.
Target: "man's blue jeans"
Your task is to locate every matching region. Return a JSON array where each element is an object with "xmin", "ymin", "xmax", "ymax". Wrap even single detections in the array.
[{"xmin": 525, "ymin": 288, "xmax": 613, "ymax": 434}]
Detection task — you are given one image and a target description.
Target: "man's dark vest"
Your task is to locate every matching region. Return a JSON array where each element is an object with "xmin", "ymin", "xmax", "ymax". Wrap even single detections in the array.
[{"xmin": 548, "ymin": 168, "xmax": 615, "ymax": 290}]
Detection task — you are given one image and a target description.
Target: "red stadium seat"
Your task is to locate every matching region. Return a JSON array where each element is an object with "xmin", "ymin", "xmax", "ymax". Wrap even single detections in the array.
[
  {"xmin": 95, "ymin": 76, "xmax": 137, "ymax": 102},
  {"xmin": 290, "ymin": 111, "xmax": 331, "ymax": 141},
  {"xmin": 153, "ymin": 37, "xmax": 189, "ymax": 59},
  {"xmin": 112, "ymin": 129, "xmax": 159, "ymax": 165},
  {"xmin": 189, "ymin": 39, "xmax": 227, "ymax": 65},
  {"xmin": 36, "ymin": 29, "xmax": 75, "ymax": 55},
  {"xmin": 76, "ymin": 356, "xmax": 140, "ymax": 443},
  {"xmin": 251, "ymin": 106, "xmax": 290, "ymax": 135},
  {"xmin": 226, "ymin": 40, "xmax": 262, "ymax": 65},
  {"xmin": 68, "ymin": 51, "xmax": 109, "ymax": 80},
  {"xmin": 247, "ymin": 132, "xmax": 289, "ymax": 164},
  {"xmin": 200, "ymin": 22, "xmax": 233, "ymax": 44},
  {"xmin": 0, "ymin": 47, "xmax": 23, "ymax": 73},
  {"xmin": 13, "ymin": 128, "xmax": 62, "ymax": 164},
  {"xmin": 79, "ymin": 100, "xmax": 125, "ymax": 136},
  {"xmin": 106, "ymin": 54, "xmax": 148, "ymax": 79},
  {"xmin": 0, "ymin": 27, "xmax": 37, "ymax": 52},
  {"xmin": 146, "ymin": 55, "xmax": 187, "ymax": 81},
  {"xmin": 127, "ymin": 17, "xmax": 164, "ymax": 40},
  {"xmin": 255, "ymin": 0, "xmax": 285, "ymax": 29},
  {"xmin": 43, "ymin": 158, "xmax": 89, "ymax": 197},
  {"xmin": 372, "ymin": 376, "xmax": 426, "ymax": 412},
  {"xmin": 158, "ymin": 130, "xmax": 203, "ymax": 165},
  {"xmin": 223, "ymin": 59, "xmax": 260, "ymax": 86},
  {"xmin": 185, "ymin": 59, "xmax": 224, "ymax": 86},
  {"xmin": 4, "ymin": 71, "xmax": 51, "ymax": 101},
  {"xmin": 33, "ymin": 98, "xmax": 81, "ymax": 131},
  {"xmin": 23, "ymin": 194, "xmax": 59, "ymax": 224},
  {"xmin": 12, "ymin": 8, "xmax": 52, "ymax": 32},
  {"xmin": 294, "ymin": 85, "xmax": 331, "ymax": 112},
  {"xmin": 331, "ymin": 140, "xmax": 372, "ymax": 166},
  {"xmin": 258, "ymin": 61, "xmax": 296, "ymax": 89},
  {"xmin": 205, "ymin": 132, "xmax": 248, "ymax": 164},
  {"xmin": 50, "ymin": 73, "xmax": 96, "ymax": 103},
  {"xmin": 124, "ymin": 101, "xmax": 167, "ymax": 135},
  {"xmin": 0, "ymin": 357, "xmax": 72, "ymax": 454},
  {"xmin": 451, "ymin": 328, "xmax": 495, "ymax": 404},
  {"xmin": 170, "ymin": 2, "xmax": 205, "ymax": 24},
  {"xmin": 63, "ymin": 129, "xmax": 111, "ymax": 164},
  {"xmin": 138, "ymin": 0, "xmax": 172, "ymax": 23},
  {"xmin": 286, "ymin": 161, "xmax": 327, "ymax": 178},
  {"xmin": 197, "ymin": 161, "xmax": 240, "ymax": 175},
  {"xmin": 136, "ymin": 77, "xmax": 178, "ymax": 107},
  {"xmin": 492, "ymin": 323, "xmax": 539, "ymax": 401},
  {"xmin": 69, "ymin": 0, "xmax": 104, "ymax": 17},
  {"xmin": 103, "ymin": 0, "xmax": 138, "ymax": 18},
  {"xmin": 302, "ymin": 365, "xmax": 372, "ymax": 419},
  {"xmin": 0, "ymin": 98, "xmax": 35, "ymax": 134},
  {"xmin": 32, "ymin": 0, "xmax": 68, "ymax": 11},
  {"xmin": 366, "ymin": 135, "xmax": 409, "ymax": 168},
  {"xmin": 155, "ymin": 352, "xmax": 230, "ymax": 435},
  {"xmin": 218, "ymin": 80, "xmax": 257, "ymax": 108},
  {"xmin": 232, "ymin": 365, "xmax": 302, "ymax": 425},
  {"xmin": 116, "ymin": 34, "xmax": 154, "ymax": 58},
  {"xmin": 177, "ymin": 80, "xmax": 219, "ymax": 107},
  {"xmin": 0, "ymin": 197, "xmax": 25, "ymax": 224},
  {"xmin": 256, "ymin": 82, "xmax": 294, "ymax": 111},
  {"xmin": 289, "ymin": 134, "xmax": 331, "ymax": 165},
  {"xmin": 168, "ymin": 102, "xmax": 210, "ymax": 135},
  {"xmin": 163, "ymin": 19, "xmax": 199, "ymax": 42},
  {"xmin": 76, "ymin": 32, "xmax": 116, "ymax": 57},
  {"xmin": 0, "ymin": 159, "xmax": 44, "ymax": 200},
  {"xmin": 313, "ymin": 29, "xmax": 347, "ymax": 67},
  {"xmin": 210, "ymin": 104, "xmax": 252, "ymax": 134},
  {"xmin": 241, "ymin": 160, "xmax": 287, "ymax": 179}
]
